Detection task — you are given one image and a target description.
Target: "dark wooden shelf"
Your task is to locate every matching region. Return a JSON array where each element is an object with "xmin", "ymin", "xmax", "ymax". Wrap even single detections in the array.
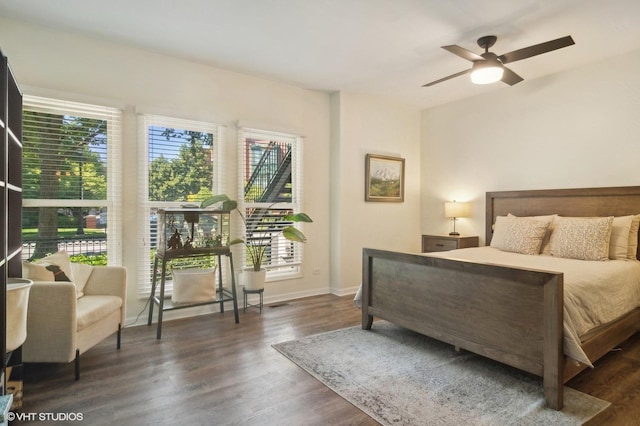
[{"xmin": 1, "ymin": 49, "xmax": 23, "ymax": 394}]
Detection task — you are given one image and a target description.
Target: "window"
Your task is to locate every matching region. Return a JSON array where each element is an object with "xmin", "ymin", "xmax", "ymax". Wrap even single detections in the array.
[
  {"xmin": 238, "ymin": 128, "xmax": 304, "ymax": 279},
  {"xmin": 22, "ymin": 95, "xmax": 122, "ymax": 265},
  {"xmin": 137, "ymin": 115, "xmax": 223, "ymax": 295}
]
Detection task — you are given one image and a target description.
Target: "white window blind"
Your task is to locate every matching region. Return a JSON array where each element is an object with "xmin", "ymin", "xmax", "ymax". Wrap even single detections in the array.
[
  {"xmin": 237, "ymin": 127, "xmax": 304, "ymax": 279},
  {"xmin": 137, "ymin": 114, "xmax": 223, "ymax": 295},
  {"xmin": 22, "ymin": 95, "xmax": 122, "ymax": 265}
]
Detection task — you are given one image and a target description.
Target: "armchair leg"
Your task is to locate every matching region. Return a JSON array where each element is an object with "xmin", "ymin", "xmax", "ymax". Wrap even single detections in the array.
[
  {"xmin": 74, "ymin": 349, "xmax": 80, "ymax": 381},
  {"xmin": 117, "ymin": 324, "xmax": 121, "ymax": 350}
]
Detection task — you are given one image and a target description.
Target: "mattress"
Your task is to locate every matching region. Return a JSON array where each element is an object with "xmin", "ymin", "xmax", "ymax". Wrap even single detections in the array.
[{"xmin": 424, "ymin": 246, "xmax": 640, "ymax": 366}]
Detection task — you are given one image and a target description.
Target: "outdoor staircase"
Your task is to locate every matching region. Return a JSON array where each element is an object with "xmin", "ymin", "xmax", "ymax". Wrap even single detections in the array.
[{"xmin": 243, "ymin": 141, "xmax": 294, "ymax": 240}]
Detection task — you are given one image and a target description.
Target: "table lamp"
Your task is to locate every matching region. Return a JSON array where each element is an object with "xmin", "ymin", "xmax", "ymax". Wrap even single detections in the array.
[{"xmin": 444, "ymin": 201, "xmax": 470, "ymax": 236}]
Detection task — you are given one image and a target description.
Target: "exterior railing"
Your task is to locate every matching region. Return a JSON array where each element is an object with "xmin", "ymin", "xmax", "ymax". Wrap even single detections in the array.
[{"xmin": 22, "ymin": 236, "xmax": 107, "ymax": 261}]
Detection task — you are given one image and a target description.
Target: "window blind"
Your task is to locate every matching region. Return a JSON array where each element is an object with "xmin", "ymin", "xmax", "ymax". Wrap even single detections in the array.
[
  {"xmin": 237, "ymin": 127, "xmax": 304, "ymax": 278},
  {"xmin": 22, "ymin": 95, "xmax": 122, "ymax": 265},
  {"xmin": 137, "ymin": 114, "xmax": 223, "ymax": 296}
]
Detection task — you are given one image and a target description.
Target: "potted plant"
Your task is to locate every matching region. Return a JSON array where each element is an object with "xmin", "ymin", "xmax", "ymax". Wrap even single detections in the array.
[{"xmin": 200, "ymin": 194, "xmax": 312, "ymax": 289}]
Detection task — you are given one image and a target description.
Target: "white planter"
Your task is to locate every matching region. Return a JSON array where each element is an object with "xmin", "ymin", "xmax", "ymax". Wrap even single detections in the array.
[{"xmin": 243, "ymin": 269, "xmax": 266, "ymax": 290}]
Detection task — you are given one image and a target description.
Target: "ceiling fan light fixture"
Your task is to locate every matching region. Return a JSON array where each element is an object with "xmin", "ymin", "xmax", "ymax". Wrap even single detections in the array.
[{"xmin": 470, "ymin": 61, "xmax": 504, "ymax": 85}]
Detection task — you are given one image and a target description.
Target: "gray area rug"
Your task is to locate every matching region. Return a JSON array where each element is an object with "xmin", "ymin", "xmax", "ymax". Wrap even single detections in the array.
[{"xmin": 272, "ymin": 321, "xmax": 609, "ymax": 425}]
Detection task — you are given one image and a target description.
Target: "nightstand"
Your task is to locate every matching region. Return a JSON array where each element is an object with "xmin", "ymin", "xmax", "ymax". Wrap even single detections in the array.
[{"xmin": 421, "ymin": 235, "xmax": 479, "ymax": 253}]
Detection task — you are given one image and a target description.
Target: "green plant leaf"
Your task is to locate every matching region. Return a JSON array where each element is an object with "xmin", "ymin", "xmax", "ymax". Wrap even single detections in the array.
[
  {"xmin": 282, "ymin": 226, "xmax": 307, "ymax": 242},
  {"xmin": 200, "ymin": 194, "xmax": 230, "ymax": 209},
  {"xmin": 284, "ymin": 212, "xmax": 313, "ymax": 223},
  {"xmin": 222, "ymin": 199, "xmax": 237, "ymax": 211}
]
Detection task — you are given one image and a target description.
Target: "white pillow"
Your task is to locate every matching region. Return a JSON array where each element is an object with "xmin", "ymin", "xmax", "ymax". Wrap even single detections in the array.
[
  {"xmin": 171, "ymin": 268, "xmax": 216, "ymax": 303},
  {"xmin": 22, "ymin": 250, "xmax": 80, "ymax": 297},
  {"xmin": 549, "ymin": 216, "xmax": 614, "ymax": 261},
  {"xmin": 609, "ymin": 215, "xmax": 633, "ymax": 260},
  {"xmin": 490, "ymin": 215, "xmax": 550, "ymax": 255},
  {"xmin": 71, "ymin": 262, "xmax": 94, "ymax": 298},
  {"xmin": 22, "ymin": 250, "xmax": 75, "ymax": 282}
]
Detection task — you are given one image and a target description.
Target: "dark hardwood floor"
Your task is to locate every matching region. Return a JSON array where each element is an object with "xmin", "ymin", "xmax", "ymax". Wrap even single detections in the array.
[{"xmin": 15, "ymin": 294, "xmax": 640, "ymax": 425}]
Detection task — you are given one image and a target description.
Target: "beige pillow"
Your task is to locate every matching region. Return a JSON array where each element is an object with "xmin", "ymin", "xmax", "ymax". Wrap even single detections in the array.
[
  {"xmin": 22, "ymin": 250, "xmax": 81, "ymax": 296},
  {"xmin": 490, "ymin": 215, "xmax": 550, "ymax": 255},
  {"xmin": 609, "ymin": 215, "xmax": 633, "ymax": 260},
  {"xmin": 508, "ymin": 214, "xmax": 557, "ymax": 255},
  {"xmin": 22, "ymin": 250, "xmax": 74, "ymax": 282},
  {"xmin": 549, "ymin": 217, "xmax": 614, "ymax": 261},
  {"xmin": 628, "ymin": 214, "xmax": 640, "ymax": 260},
  {"xmin": 71, "ymin": 262, "xmax": 94, "ymax": 298}
]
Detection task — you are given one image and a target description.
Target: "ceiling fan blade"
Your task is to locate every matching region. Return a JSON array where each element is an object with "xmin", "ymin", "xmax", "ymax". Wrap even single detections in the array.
[
  {"xmin": 498, "ymin": 35, "xmax": 575, "ymax": 64},
  {"xmin": 422, "ymin": 69, "xmax": 471, "ymax": 87},
  {"xmin": 501, "ymin": 66, "xmax": 524, "ymax": 86},
  {"xmin": 442, "ymin": 45, "xmax": 484, "ymax": 62}
]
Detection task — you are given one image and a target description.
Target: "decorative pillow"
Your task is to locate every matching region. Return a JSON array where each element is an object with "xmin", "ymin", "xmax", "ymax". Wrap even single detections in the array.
[
  {"xmin": 71, "ymin": 262, "xmax": 94, "ymax": 298},
  {"xmin": 628, "ymin": 214, "xmax": 640, "ymax": 260},
  {"xmin": 508, "ymin": 213, "xmax": 557, "ymax": 255},
  {"xmin": 171, "ymin": 268, "xmax": 216, "ymax": 303},
  {"xmin": 22, "ymin": 251, "xmax": 74, "ymax": 282},
  {"xmin": 490, "ymin": 215, "xmax": 550, "ymax": 255},
  {"xmin": 22, "ymin": 250, "xmax": 80, "ymax": 296},
  {"xmin": 549, "ymin": 216, "xmax": 614, "ymax": 261},
  {"xmin": 609, "ymin": 215, "xmax": 633, "ymax": 260}
]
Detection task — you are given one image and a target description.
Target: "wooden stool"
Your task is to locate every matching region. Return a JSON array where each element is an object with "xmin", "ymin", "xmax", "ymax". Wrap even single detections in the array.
[{"xmin": 243, "ymin": 287, "xmax": 264, "ymax": 313}]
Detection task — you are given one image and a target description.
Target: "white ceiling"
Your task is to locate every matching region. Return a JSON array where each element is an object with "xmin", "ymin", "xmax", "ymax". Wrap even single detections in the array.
[{"xmin": 1, "ymin": 0, "xmax": 640, "ymax": 109}]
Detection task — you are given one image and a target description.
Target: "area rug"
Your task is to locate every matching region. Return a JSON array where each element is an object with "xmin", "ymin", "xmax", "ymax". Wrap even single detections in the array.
[{"xmin": 272, "ymin": 321, "xmax": 609, "ymax": 425}]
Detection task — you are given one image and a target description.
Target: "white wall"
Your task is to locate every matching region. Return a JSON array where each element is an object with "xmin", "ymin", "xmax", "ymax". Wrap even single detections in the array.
[
  {"xmin": 0, "ymin": 17, "xmax": 334, "ymax": 324},
  {"xmin": 1, "ymin": 16, "xmax": 422, "ymax": 324},
  {"xmin": 331, "ymin": 92, "xmax": 421, "ymax": 294},
  {"xmin": 421, "ymin": 49, "xmax": 640, "ymax": 244}
]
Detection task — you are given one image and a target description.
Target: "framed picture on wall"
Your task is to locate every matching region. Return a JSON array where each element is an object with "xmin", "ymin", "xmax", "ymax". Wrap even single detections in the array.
[{"xmin": 365, "ymin": 154, "xmax": 405, "ymax": 202}]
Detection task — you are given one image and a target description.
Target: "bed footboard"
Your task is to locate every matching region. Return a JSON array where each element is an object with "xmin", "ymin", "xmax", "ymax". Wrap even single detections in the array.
[{"xmin": 362, "ymin": 248, "xmax": 565, "ymax": 409}]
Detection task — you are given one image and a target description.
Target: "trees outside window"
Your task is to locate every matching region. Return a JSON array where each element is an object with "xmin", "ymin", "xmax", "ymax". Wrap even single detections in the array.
[
  {"xmin": 137, "ymin": 115, "xmax": 221, "ymax": 295},
  {"xmin": 22, "ymin": 96, "xmax": 121, "ymax": 264}
]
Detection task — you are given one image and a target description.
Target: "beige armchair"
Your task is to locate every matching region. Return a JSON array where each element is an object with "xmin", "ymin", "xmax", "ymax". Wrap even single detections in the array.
[{"xmin": 22, "ymin": 262, "xmax": 127, "ymax": 380}]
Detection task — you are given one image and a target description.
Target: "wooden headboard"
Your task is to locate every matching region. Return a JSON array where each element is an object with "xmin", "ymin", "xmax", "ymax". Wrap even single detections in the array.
[{"xmin": 486, "ymin": 186, "xmax": 640, "ymax": 260}]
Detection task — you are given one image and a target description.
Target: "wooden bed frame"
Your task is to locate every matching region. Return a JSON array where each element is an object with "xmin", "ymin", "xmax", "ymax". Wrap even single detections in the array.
[{"xmin": 361, "ymin": 186, "xmax": 640, "ymax": 410}]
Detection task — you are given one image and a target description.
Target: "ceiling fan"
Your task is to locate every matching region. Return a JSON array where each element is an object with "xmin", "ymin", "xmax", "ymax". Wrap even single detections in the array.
[{"xmin": 423, "ymin": 35, "xmax": 575, "ymax": 87}]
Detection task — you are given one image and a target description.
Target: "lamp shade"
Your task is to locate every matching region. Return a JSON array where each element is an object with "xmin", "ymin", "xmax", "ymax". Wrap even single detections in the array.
[{"xmin": 445, "ymin": 201, "xmax": 470, "ymax": 218}]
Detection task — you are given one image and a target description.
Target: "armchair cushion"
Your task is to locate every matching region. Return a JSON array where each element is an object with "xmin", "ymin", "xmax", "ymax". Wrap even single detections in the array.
[{"xmin": 76, "ymin": 295, "xmax": 122, "ymax": 332}]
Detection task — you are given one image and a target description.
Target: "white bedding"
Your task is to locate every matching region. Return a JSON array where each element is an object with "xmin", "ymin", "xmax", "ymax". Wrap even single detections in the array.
[
  {"xmin": 425, "ymin": 246, "xmax": 640, "ymax": 366},
  {"xmin": 354, "ymin": 246, "xmax": 640, "ymax": 366}
]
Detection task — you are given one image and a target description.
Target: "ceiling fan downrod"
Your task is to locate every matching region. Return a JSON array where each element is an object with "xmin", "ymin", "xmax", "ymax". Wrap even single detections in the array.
[{"xmin": 477, "ymin": 35, "xmax": 497, "ymax": 53}]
